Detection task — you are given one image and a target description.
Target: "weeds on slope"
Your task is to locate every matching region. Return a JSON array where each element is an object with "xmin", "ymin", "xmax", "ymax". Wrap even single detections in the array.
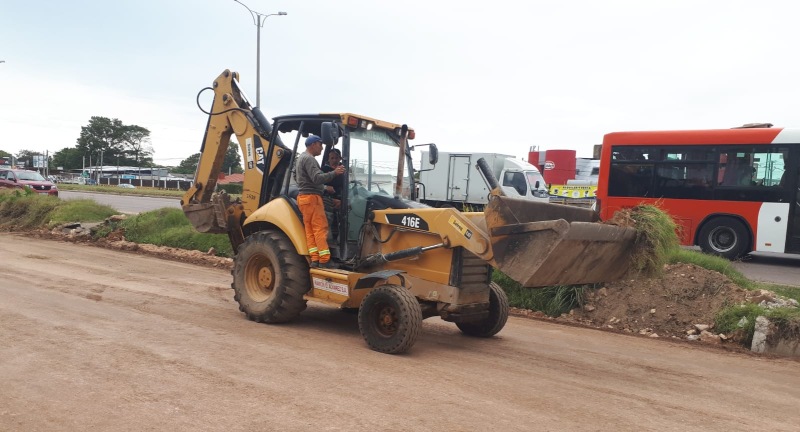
[
  {"xmin": 120, "ymin": 208, "xmax": 233, "ymax": 257},
  {"xmin": 0, "ymin": 190, "xmax": 116, "ymax": 228}
]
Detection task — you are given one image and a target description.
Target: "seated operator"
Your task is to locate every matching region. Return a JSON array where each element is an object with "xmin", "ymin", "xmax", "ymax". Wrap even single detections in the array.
[{"xmin": 322, "ymin": 148, "xmax": 344, "ymax": 260}]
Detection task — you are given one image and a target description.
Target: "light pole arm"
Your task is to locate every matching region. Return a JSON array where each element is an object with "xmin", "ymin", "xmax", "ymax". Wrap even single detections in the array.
[
  {"xmin": 233, "ymin": 0, "xmax": 259, "ymax": 26},
  {"xmin": 232, "ymin": 0, "xmax": 287, "ymax": 108}
]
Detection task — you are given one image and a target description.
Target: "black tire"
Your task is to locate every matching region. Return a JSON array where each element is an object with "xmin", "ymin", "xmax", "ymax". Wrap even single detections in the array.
[
  {"xmin": 456, "ymin": 282, "xmax": 509, "ymax": 338},
  {"xmin": 697, "ymin": 216, "xmax": 750, "ymax": 260},
  {"xmin": 358, "ymin": 285, "xmax": 422, "ymax": 354},
  {"xmin": 231, "ymin": 230, "xmax": 310, "ymax": 323}
]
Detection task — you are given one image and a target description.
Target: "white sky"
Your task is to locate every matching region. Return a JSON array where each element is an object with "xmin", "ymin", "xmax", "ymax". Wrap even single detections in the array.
[{"xmin": 2, "ymin": 0, "xmax": 798, "ymax": 166}]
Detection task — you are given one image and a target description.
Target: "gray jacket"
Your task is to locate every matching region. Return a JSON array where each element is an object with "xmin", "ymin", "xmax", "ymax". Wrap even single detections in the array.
[{"xmin": 295, "ymin": 152, "xmax": 337, "ymax": 196}]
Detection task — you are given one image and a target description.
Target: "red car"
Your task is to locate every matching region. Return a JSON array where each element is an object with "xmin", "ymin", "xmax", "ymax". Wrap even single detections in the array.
[{"xmin": 0, "ymin": 169, "xmax": 59, "ymax": 197}]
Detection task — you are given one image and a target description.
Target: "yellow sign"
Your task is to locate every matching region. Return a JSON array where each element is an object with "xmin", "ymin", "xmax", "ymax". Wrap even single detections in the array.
[{"xmin": 548, "ymin": 184, "xmax": 597, "ymax": 199}]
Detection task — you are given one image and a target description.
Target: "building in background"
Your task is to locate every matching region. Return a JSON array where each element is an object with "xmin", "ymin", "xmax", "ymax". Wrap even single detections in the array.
[{"xmin": 528, "ymin": 146, "xmax": 599, "ymax": 203}]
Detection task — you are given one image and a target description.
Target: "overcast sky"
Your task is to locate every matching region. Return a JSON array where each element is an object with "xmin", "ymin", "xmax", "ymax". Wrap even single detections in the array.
[{"xmin": 1, "ymin": 0, "xmax": 798, "ymax": 166}]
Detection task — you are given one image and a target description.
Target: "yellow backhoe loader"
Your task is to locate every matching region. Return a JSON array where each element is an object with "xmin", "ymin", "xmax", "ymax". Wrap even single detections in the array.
[{"xmin": 182, "ymin": 70, "xmax": 636, "ymax": 353}]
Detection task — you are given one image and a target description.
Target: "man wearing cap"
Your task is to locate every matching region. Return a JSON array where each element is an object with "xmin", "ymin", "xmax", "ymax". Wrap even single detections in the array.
[{"xmin": 295, "ymin": 135, "xmax": 346, "ymax": 268}]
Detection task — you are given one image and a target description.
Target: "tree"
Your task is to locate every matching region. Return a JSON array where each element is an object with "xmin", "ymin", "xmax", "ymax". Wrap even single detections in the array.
[
  {"xmin": 172, "ymin": 142, "xmax": 242, "ymax": 175},
  {"xmin": 76, "ymin": 116, "xmax": 152, "ymax": 166},
  {"xmin": 174, "ymin": 153, "xmax": 201, "ymax": 174},
  {"xmin": 223, "ymin": 141, "xmax": 244, "ymax": 174},
  {"xmin": 0, "ymin": 150, "xmax": 10, "ymax": 159},
  {"xmin": 51, "ymin": 147, "xmax": 85, "ymax": 171},
  {"xmin": 77, "ymin": 116, "xmax": 125, "ymax": 160},
  {"xmin": 121, "ymin": 125, "xmax": 153, "ymax": 165}
]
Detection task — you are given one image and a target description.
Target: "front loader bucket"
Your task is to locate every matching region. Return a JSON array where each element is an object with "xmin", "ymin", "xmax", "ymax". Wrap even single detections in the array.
[{"xmin": 484, "ymin": 195, "xmax": 636, "ymax": 287}]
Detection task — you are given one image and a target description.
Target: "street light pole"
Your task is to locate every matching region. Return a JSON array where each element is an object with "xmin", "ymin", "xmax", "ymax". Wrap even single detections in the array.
[{"xmin": 233, "ymin": 0, "xmax": 287, "ymax": 107}]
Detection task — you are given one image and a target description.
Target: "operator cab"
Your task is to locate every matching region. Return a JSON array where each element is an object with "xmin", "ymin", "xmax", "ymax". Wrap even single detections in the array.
[{"xmin": 270, "ymin": 114, "xmax": 424, "ymax": 265}]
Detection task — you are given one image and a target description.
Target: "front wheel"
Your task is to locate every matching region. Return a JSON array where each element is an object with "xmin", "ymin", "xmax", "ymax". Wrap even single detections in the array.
[
  {"xmin": 358, "ymin": 285, "xmax": 422, "ymax": 354},
  {"xmin": 697, "ymin": 217, "xmax": 750, "ymax": 260},
  {"xmin": 231, "ymin": 230, "xmax": 310, "ymax": 323},
  {"xmin": 456, "ymin": 282, "xmax": 509, "ymax": 338}
]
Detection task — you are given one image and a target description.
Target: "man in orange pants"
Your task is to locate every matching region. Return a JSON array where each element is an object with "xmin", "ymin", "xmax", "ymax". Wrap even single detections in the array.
[{"xmin": 295, "ymin": 135, "xmax": 345, "ymax": 268}]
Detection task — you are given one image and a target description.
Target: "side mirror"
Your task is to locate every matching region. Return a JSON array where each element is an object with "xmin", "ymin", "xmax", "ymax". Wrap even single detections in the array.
[
  {"xmin": 321, "ymin": 122, "xmax": 340, "ymax": 146},
  {"xmin": 428, "ymin": 144, "xmax": 438, "ymax": 165}
]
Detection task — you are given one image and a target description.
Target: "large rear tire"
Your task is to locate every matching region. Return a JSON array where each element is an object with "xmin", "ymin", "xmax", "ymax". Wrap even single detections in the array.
[
  {"xmin": 231, "ymin": 230, "xmax": 310, "ymax": 323},
  {"xmin": 358, "ymin": 285, "xmax": 422, "ymax": 354},
  {"xmin": 456, "ymin": 282, "xmax": 509, "ymax": 338},
  {"xmin": 697, "ymin": 217, "xmax": 750, "ymax": 260}
]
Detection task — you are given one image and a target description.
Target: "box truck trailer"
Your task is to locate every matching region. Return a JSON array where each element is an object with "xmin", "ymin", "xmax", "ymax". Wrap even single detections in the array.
[{"xmin": 417, "ymin": 152, "xmax": 549, "ymax": 210}]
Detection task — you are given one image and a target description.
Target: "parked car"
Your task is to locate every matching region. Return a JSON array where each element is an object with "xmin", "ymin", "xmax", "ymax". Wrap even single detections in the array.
[
  {"xmin": 0, "ymin": 169, "xmax": 58, "ymax": 196},
  {"xmin": 118, "ymin": 183, "xmax": 136, "ymax": 189}
]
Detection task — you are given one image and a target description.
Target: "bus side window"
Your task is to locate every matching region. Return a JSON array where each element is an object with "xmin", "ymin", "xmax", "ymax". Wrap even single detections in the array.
[{"xmin": 609, "ymin": 163, "xmax": 653, "ymax": 197}]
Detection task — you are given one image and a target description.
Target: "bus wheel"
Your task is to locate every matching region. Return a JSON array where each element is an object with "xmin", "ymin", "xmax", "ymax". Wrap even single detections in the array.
[{"xmin": 698, "ymin": 217, "xmax": 749, "ymax": 260}]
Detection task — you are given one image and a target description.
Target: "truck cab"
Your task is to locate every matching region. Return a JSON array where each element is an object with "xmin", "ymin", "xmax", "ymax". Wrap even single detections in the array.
[{"xmin": 498, "ymin": 157, "xmax": 549, "ymax": 201}]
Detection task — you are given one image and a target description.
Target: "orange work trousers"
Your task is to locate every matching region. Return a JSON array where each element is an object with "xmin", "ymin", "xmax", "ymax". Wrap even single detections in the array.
[{"xmin": 297, "ymin": 194, "xmax": 331, "ymax": 263}]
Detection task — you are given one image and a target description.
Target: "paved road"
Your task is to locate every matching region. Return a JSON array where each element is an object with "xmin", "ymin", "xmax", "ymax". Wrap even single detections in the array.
[
  {"xmin": 60, "ymin": 190, "xmax": 181, "ymax": 214},
  {"xmin": 1, "ymin": 234, "xmax": 799, "ymax": 432},
  {"xmin": 733, "ymin": 252, "xmax": 800, "ymax": 286}
]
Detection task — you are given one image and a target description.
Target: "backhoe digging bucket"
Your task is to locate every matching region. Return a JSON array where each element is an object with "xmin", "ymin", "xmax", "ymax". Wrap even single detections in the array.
[
  {"xmin": 182, "ymin": 192, "xmax": 231, "ymax": 234},
  {"xmin": 484, "ymin": 195, "xmax": 637, "ymax": 287}
]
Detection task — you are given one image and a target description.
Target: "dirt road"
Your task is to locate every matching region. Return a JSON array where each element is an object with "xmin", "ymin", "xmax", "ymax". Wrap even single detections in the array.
[{"xmin": 1, "ymin": 234, "xmax": 799, "ymax": 431}]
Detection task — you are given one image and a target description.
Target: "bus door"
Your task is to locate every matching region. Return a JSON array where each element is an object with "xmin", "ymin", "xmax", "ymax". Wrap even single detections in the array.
[{"xmin": 786, "ymin": 148, "xmax": 800, "ymax": 253}]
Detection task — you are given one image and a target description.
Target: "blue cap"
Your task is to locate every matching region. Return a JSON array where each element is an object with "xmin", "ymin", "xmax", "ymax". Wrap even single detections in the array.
[{"xmin": 305, "ymin": 135, "xmax": 322, "ymax": 146}]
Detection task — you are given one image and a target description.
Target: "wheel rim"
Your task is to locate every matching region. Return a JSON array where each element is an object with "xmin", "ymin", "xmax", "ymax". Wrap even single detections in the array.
[
  {"xmin": 244, "ymin": 254, "xmax": 275, "ymax": 302},
  {"xmin": 371, "ymin": 302, "xmax": 398, "ymax": 338},
  {"xmin": 709, "ymin": 226, "xmax": 736, "ymax": 253}
]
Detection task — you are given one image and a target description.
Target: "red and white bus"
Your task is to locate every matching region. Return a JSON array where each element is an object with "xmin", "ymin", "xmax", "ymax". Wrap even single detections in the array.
[{"xmin": 596, "ymin": 124, "xmax": 800, "ymax": 259}]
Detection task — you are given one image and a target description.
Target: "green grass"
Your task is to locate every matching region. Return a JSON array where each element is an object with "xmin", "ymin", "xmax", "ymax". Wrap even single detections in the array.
[
  {"xmin": 50, "ymin": 199, "xmax": 118, "ymax": 224},
  {"xmin": 493, "ymin": 271, "xmax": 586, "ymax": 317},
  {"xmin": 625, "ymin": 204, "xmax": 681, "ymax": 277},
  {"xmin": 120, "ymin": 208, "xmax": 233, "ymax": 257},
  {"xmin": 0, "ymin": 191, "xmax": 230, "ymax": 257},
  {"xmin": 714, "ymin": 303, "xmax": 800, "ymax": 345},
  {"xmin": 0, "ymin": 190, "xmax": 118, "ymax": 228},
  {"xmin": 714, "ymin": 303, "xmax": 764, "ymax": 344},
  {"xmin": 0, "ymin": 191, "xmax": 59, "ymax": 228}
]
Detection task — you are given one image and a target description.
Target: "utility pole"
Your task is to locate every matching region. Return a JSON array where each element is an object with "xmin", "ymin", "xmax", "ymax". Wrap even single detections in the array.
[{"xmin": 233, "ymin": 1, "xmax": 287, "ymax": 107}]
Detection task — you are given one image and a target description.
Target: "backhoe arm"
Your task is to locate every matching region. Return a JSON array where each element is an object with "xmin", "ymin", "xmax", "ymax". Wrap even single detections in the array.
[{"xmin": 182, "ymin": 69, "xmax": 290, "ymax": 236}]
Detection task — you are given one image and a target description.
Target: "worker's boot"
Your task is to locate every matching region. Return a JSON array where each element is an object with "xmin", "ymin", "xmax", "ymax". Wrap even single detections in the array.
[{"xmin": 310, "ymin": 261, "xmax": 320, "ymax": 268}]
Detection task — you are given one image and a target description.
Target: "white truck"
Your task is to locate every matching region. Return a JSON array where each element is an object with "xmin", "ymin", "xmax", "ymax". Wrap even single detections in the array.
[{"xmin": 417, "ymin": 151, "xmax": 549, "ymax": 210}]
